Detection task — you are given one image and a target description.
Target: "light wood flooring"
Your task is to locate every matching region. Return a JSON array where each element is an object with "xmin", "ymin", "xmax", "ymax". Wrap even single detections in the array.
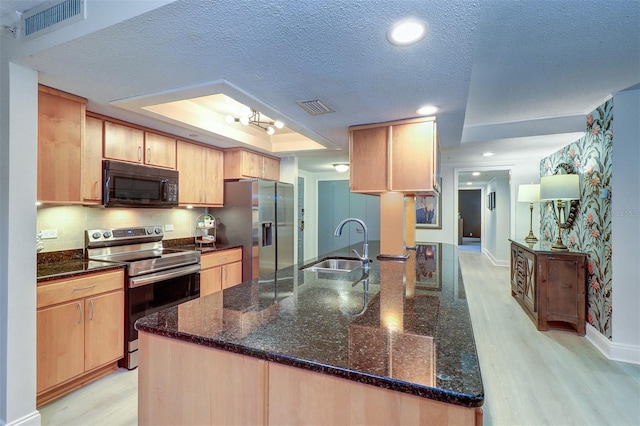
[{"xmin": 39, "ymin": 251, "xmax": 640, "ymax": 425}]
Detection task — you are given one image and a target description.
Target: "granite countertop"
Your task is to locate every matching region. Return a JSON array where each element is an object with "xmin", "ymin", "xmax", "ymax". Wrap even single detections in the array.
[
  {"xmin": 36, "ymin": 238, "xmax": 240, "ymax": 282},
  {"xmin": 136, "ymin": 242, "xmax": 484, "ymax": 408},
  {"xmin": 37, "ymin": 249, "xmax": 126, "ymax": 283}
]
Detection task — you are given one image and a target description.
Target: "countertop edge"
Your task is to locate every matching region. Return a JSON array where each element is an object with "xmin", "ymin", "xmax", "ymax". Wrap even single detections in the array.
[
  {"xmin": 37, "ymin": 263, "xmax": 126, "ymax": 283},
  {"xmin": 135, "ymin": 323, "xmax": 484, "ymax": 408}
]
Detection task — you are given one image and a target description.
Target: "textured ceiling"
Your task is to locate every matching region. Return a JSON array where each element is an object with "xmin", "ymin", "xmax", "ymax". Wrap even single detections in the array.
[{"xmin": 3, "ymin": 0, "xmax": 639, "ymax": 174}]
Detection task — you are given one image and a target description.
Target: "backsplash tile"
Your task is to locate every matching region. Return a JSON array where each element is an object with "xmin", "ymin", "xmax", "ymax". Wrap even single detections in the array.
[{"xmin": 36, "ymin": 205, "xmax": 206, "ymax": 252}]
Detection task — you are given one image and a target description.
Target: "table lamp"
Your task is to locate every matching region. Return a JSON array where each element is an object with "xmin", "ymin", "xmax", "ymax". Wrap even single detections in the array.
[
  {"xmin": 540, "ymin": 174, "xmax": 580, "ymax": 251},
  {"xmin": 517, "ymin": 183, "xmax": 540, "ymax": 243}
]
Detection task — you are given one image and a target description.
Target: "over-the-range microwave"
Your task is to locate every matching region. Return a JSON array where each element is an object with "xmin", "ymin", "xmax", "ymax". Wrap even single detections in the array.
[{"xmin": 103, "ymin": 160, "xmax": 179, "ymax": 208}]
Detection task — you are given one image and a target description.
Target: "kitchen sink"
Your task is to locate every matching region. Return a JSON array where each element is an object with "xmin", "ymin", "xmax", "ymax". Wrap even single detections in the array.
[{"xmin": 300, "ymin": 258, "xmax": 362, "ymax": 273}]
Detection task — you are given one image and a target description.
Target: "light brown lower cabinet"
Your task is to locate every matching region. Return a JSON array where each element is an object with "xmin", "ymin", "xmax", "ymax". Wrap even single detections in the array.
[
  {"xmin": 36, "ymin": 269, "xmax": 124, "ymax": 407},
  {"xmin": 138, "ymin": 332, "xmax": 482, "ymax": 425},
  {"xmin": 200, "ymin": 248, "xmax": 243, "ymax": 296}
]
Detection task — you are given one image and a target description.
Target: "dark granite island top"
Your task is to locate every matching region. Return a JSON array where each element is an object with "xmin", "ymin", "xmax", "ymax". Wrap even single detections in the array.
[{"xmin": 137, "ymin": 242, "xmax": 484, "ymax": 420}]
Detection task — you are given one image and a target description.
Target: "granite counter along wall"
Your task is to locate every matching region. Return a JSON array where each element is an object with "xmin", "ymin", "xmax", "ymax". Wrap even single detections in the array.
[{"xmin": 36, "ymin": 205, "xmax": 206, "ymax": 252}]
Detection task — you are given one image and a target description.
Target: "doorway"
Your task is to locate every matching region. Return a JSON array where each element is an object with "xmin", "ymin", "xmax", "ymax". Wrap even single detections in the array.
[{"xmin": 458, "ymin": 189, "xmax": 481, "ymax": 252}]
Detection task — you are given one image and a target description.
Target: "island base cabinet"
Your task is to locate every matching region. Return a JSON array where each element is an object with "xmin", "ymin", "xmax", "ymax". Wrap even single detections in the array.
[
  {"xmin": 269, "ymin": 363, "xmax": 481, "ymax": 426},
  {"xmin": 138, "ymin": 331, "xmax": 482, "ymax": 426},
  {"xmin": 138, "ymin": 332, "xmax": 267, "ymax": 426}
]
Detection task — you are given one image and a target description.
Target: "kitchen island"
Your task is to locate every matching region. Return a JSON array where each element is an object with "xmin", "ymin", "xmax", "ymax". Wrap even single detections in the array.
[{"xmin": 136, "ymin": 242, "xmax": 484, "ymax": 425}]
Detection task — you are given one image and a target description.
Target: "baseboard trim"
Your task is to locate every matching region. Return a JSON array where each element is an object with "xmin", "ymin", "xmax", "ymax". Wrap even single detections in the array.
[
  {"xmin": 3, "ymin": 411, "xmax": 41, "ymax": 426},
  {"xmin": 483, "ymin": 250, "xmax": 509, "ymax": 267},
  {"xmin": 585, "ymin": 323, "xmax": 640, "ymax": 365}
]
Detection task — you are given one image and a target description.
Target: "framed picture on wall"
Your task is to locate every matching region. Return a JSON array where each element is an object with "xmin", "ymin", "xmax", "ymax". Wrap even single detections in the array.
[
  {"xmin": 487, "ymin": 191, "xmax": 496, "ymax": 210},
  {"xmin": 416, "ymin": 193, "xmax": 442, "ymax": 229}
]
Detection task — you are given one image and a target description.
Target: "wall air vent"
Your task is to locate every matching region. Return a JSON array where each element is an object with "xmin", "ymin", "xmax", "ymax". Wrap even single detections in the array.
[
  {"xmin": 296, "ymin": 99, "xmax": 335, "ymax": 115},
  {"xmin": 22, "ymin": 0, "xmax": 85, "ymax": 39}
]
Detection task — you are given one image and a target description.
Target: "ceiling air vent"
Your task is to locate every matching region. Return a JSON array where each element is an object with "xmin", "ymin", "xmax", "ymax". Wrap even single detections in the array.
[
  {"xmin": 22, "ymin": 0, "xmax": 85, "ymax": 39},
  {"xmin": 296, "ymin": 99, "xmax": 335, "ymax": 116}
]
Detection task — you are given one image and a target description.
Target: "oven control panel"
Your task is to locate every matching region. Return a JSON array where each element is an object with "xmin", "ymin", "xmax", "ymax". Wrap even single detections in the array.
[{"xmin": 85, "ymin": 226, "xmax": 164, "ymax": 247}]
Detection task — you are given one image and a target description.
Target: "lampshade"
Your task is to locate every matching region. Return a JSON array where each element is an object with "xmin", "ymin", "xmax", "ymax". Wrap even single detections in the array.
[
  {"xmin": 540, "ymin": 174, "xmax": 580, "ymax": 200},
  {"xmin": 517, "ymin": 184, "xmax": 540, "ymax": 203}
]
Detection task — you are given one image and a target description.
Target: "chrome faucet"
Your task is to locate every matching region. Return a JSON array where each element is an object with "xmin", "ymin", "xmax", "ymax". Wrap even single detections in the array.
[{"xmin": 334, "ymin": 217, "xmax": 370, "ymax": 271}]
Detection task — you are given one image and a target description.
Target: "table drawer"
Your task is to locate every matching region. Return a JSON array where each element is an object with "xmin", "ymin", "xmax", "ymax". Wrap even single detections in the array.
[
  {"xmin": 37, "ymin": 269, "xmax": 124, "ymax": 309},
  {"xmin": 201, "ymin": 248, "xmax": 242, "ymax": 270}
]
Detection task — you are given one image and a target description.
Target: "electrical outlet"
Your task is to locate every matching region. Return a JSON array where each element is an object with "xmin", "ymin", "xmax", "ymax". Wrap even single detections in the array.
[
  {"xmin": 164, "ymin": 224, "xmax": 174, "ymax": 232},
  {"xmin": 40, "ymin": 229, "xmax": 58, "ymax": 239},
  {"xmin": 470, "ymin": 232, "xmax": 473, "ymax": 237}
]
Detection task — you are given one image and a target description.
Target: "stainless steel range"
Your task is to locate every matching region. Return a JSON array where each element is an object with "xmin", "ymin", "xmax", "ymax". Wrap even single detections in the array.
[{"xmin": 85, "ymin": 225, "xmax": 200, "ymax": 369}]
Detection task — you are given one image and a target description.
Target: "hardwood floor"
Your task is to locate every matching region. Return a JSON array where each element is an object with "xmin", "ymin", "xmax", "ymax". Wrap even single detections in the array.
[
  {"xmin": 39, "ymin": 368, "xmax": 137, "ymax": 426},
  {"xmin": 39, "ymin": 251, "xmax": 640, "ymax": 425},
  {"xmin": 459, "ymin": 251, "xmax": 640, "ymax": 426}
]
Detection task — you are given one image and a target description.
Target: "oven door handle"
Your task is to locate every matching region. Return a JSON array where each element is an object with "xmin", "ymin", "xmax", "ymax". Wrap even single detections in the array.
[{"xmin": 129, "ymin": 264, "xmax": 200, "ymax": 288}]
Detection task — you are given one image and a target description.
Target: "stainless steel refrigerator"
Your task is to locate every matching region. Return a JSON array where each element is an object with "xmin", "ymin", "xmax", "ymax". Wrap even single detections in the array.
[{"xmin": 213, "ymin": 180, "xmax": 294, "ymax": 281}]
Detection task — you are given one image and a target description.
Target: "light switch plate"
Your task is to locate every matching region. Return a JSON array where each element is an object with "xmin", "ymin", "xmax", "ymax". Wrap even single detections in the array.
[{"xmin": 164, "ymin": 224, "xmax": 174, "ymax": 232}]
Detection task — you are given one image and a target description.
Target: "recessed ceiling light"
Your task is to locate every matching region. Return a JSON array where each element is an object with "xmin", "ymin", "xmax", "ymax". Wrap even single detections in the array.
[
  {"xmin": 416, "ymin": 105, "xmax": 439, "ymax": 115},
  {"xmin": 467, "ymin": 181, "xmax": 473, "ymax": 185},
  {"xmin": 472, "ymin": 172, "xmax": 480, "ymax": 176},
  {"xmin": 387, "ymin": 19, "xmax": 428, "ymax": 46},
  {"xmin": 482, "ymin": 152, "xmax": 494, "ymax": 157}
]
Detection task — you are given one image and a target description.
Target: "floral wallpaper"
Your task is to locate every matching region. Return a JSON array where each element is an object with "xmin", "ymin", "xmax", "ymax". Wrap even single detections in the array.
[{"xmin": 539, "ymin": 99, "xmax": 613, "ymax": 339}]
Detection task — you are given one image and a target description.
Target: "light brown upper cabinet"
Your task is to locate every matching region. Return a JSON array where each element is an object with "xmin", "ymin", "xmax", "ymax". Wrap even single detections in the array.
[
  {"xmin": 37, "ymin": 85, "xmax": 87, "ymax": 204},
  {"xmin": 177, "ymin": 140, "xmax": 224, "ymax": 207},
  {"xmin": 104, "ymin": 122, "xmax": 176, "ymax": 169},
  {"xmin": 144, "ymin": 132, "xmax": 177, "ymax": 169},
  {"xmin": 224, "ymin": 148, "xmax": 280, "ymax": 181},
  {"xmin": 83, "ymin": 115, "xmax": 104, "ymax": 204},
  {"xmin": 349, "ymin": 117, "xmax": 440, "ymax": 194}
]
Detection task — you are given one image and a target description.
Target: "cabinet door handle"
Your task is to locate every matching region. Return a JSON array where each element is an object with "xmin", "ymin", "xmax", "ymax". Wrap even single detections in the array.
[
  {"xmin": 147, "ymin": 147, "xmax": 151, "ymax": 163},
  {"xmin": 73, "ymin": 284, "xmax": 96, "ymax": 291},
  {"xmin": 76, "ymin": 302, "xmax": 83, "ymax": 324},
  {"xmin": 89, "ymin": 300, "xmax": 95, "ymax": 321},
  {"xmin": 94, "ymin": 181, "xmax": 99, "ymax": 198},
  {"xmin": 138, "ymin": 146, "xmax": 142, "ymax": 162}
]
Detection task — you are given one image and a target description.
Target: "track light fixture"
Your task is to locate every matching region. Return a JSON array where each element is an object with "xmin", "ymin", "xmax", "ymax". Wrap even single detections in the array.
[{"xmin": 225, "ymin": 109, "xmax": 284, "ymax": 135}]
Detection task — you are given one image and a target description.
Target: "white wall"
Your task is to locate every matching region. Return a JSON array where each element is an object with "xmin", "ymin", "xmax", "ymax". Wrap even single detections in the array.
[
  {"xmin": 611, "ymin": 89, "xmax": 640, "ymax": 362},
  {"xmin": 0, "ymin": 63, "xmax": 40, "ymax": 426},
  {"xmin": 509, "ymin": 160, "xmax": 543, "ymax": 242},
  {"xmin": 485, "ymin": 176, "xmax": 511, "ymax": 265}
]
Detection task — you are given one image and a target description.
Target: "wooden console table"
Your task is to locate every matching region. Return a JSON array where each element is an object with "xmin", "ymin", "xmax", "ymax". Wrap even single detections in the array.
[{"xmin": 509, "ymin": 240, "xmax": 587, "ymax": 335}]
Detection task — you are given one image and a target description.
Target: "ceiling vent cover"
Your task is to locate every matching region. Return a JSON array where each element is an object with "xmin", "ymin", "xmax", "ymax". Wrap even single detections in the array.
[
  {"xmin": 296, "ymin": 99, "xmax": 335, "ymax": 115},
  {"xmin": 22, "ymin": 0, "xmax": 85, "ymax": 39}
]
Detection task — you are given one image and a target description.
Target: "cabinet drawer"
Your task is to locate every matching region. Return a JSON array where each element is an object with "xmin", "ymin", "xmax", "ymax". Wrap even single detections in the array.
[
  {"xmin": 37, "ymin": 270, "xmax": 124, "ymax": 309},
  {"xmin": 201, "ymin": 248, "xmax": 242, "ymax": 270}
]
